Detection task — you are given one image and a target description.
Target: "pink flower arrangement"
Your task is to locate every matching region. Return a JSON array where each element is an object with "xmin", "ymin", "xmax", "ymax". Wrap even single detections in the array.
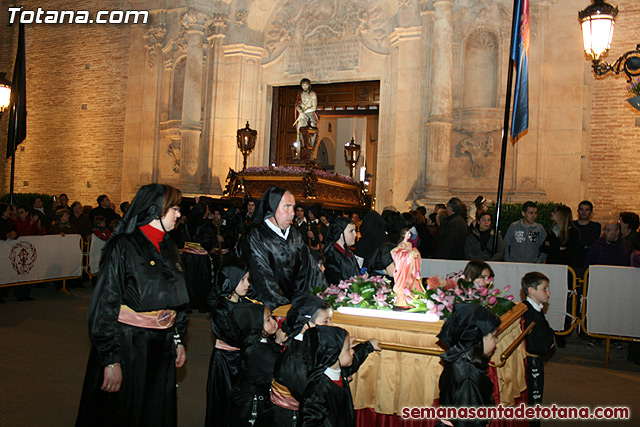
[
  {"xmin": 407, "ymin": 275, "xmax": 516, "ymax": 318},
  {"xmin": 314, "ymin": 274, "xmax": 394, "ymax": 310}
]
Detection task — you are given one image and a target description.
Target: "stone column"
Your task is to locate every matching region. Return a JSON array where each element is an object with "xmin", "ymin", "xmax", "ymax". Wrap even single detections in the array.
[
  {"xmin": 180, "ymin": 10, "xmax": 208, "ymax": 192},
  {"xmin": 425, "ymin": 0, "xmax": 453, "ymax": 197},
  {"xmin": 202, "ymin": 14, "xmax": 228, "ymax": 193}
]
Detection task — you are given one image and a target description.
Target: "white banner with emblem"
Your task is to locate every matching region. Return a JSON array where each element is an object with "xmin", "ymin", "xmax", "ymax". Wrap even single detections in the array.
[
  {"xmin": 0, "ymin": 235, "xmax": 83, "ymax": 285},
  {"xmin": 420, "ymin": 259, "xmax": 569, "ymax": 331}
]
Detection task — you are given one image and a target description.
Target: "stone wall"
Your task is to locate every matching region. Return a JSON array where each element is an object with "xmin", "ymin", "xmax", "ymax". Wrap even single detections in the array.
[{"xmin": 1, "ymin": 0, "xmax": 131, "ymax": 207}]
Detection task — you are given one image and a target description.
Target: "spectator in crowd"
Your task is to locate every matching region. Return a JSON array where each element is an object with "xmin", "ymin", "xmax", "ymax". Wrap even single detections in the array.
[
  {"xmin": 570, "ymin": 201, "xmax": 602, "ymax": 277},
  {"xmin": 417, "ymin": 206, "xmax": 427, "ymax": 217},
  {"xmin": 411, "ymin": 210, "xmax": 436, "ymax": 259},
  {"xmin": 48, "ymin": 209, "xmax": 79, "ymax": 236},
  {"xmin": 434, "ymin": 203, "xmax": 446, "ymax": 214},
  {"xmin": 1, "ymin": 203, "xmax": 18, "ymax": 240},
  {"xmin": 467, "ymin": 195, "xmax": 486, "ymax": 227},
  {"xmin": 57, "ymin": 193, "xmax": 70, "ymax": 211},
  {"xmin": 30, "ymin": 196, "xmax": 52, "ymax": 230},
  {"xmin": 435, "ymin": 197, "xmax": 468, "ymax": 260},
  {"xmin": 541, "ymin": 205, "xmax": 579, "ymax": 265},
  {"xmin": 464, "ymin": 210, "xmax": 504, "ymax": 261},
  {"xmin": 619, "ymin": 212, "xmax": 640, "ymax": 251},
  {"xmin": 90, "ymin": 194, "xmax": 121, "ymax": 225},
  {"xmin": 504, "ymin": 201, "xmax": 547, "ymax": 263},
  {"xmin": 92, "ymin": 216, "xmax": 112, "ymax": 241},
  {"xmin": 119, "ymin": 201, "xmax": 130, "ymax": 215},
  {"xmin": 584, "ymin": 221, "xmax": 632, "ymax": 267},
  {"xmin": 69, "ymin": 201, "xmax": 93, "ymax": 240},
  {"xmin": 12, "ymin": 205, "xmax": 46, "ymax": 237}
]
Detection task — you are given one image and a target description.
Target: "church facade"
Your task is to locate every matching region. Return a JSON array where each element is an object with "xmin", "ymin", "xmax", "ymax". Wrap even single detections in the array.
[{"xmin": 1, "ymin": 0, "xmax": 639, "ymax": 219}]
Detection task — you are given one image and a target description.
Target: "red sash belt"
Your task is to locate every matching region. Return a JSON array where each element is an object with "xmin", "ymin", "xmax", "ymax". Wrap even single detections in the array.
[
  {"xmin": 270, "ymin": 380, "xmax": 300, "ymax": 410},
  {"xmin": 215, "ymin": 340, "xmax": 240, "ymax": 351},
  {"xmin": 118, "ymin": 304, "xmax": 176, "ymax": 329}
]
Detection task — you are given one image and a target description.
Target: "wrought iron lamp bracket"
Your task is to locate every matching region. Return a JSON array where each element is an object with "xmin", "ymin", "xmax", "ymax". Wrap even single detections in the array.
[{"xmin": 592, "ymin": 44, "xmax": 640, "ymax": 82}]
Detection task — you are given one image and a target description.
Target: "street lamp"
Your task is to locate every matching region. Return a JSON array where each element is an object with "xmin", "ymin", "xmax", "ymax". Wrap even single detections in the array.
[
  {"xmin": 236, "ymin": 121, "xmax": 257, "ymax": 172},
  {"xmin": 343, "ymin": 137, "xmax": 361, "ymax": 178},
  {"xmin": 0, "ymin": 72, "xmax": 11, "ymax": 119},
  {"xmin": 578, "ymin": 0, "xmax": 640, "ymax": 82}
]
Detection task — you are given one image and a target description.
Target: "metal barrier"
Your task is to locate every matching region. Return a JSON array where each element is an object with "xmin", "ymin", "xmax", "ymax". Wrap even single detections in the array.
[{"xmin": 577, "ymin": 268, "xmax": 640, "ymax": 366}]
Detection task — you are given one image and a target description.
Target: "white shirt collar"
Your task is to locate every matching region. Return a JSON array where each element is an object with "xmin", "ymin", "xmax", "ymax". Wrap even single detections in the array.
[
  {"xmin": 527, "ymin": 297, "xmax": 544, "ymax": 312},
  {"xmin": 324, "ymin": 366, "xmax": 341, "ymax": 381},
  {"xmin": 294, "ymin": 332, "xmax": 304, "ymax": 342},
  {"xmin": 264, "ymin": 217, "xmax": 290, "ymax": 240}
]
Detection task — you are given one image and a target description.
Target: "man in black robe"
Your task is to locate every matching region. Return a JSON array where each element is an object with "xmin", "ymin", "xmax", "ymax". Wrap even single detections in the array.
[{"xmin": 240, "ymin": 187, "xmax": 326, "ymax": 309}]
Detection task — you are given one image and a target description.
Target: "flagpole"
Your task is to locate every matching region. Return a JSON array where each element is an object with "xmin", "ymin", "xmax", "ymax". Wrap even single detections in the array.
[
  {"xmin": 7, "ymin": 21, "xmax": 26, "ymax": 205},
  {"xmin": 492, "ymin": 0, "xmax": 521, "ymax": 254}
]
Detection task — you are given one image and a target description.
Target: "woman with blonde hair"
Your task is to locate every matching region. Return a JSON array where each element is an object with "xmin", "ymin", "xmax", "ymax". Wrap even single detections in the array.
[{"xmin": 542, "ymin": 204, "xmax": 579, "ymax": 265}]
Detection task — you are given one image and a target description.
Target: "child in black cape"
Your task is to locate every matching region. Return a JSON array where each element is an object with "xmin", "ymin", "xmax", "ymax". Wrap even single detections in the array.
[
  {"xmin": 300, "ymin": 325, "xmax": 375, "ymax": 427},
  {"xmin": 272, "ymin": 294, "xmax": 334, "ymax": 425},
  {"xmin": 436, "ymin": 303, "xmax": 501, "ymax": 427},
  {"xmin": 205, "ymin": 257, "xmax": 254, "ymax": 427},
  {"xmin": 228, "ymin": 302, "xmax": 284, "ymax": 426}
]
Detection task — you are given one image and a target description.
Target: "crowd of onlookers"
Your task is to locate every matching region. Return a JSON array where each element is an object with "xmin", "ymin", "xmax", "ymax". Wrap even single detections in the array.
[
  {"xmin": 3, "ymin": 192, "xmax": 640, "ymax": 301},
  {"xmin": 0, "ymin": 194, "xmax": 130, "ymax": 302}
]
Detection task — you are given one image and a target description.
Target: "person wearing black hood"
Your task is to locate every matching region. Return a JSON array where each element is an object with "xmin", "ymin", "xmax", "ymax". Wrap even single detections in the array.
[
  {"xmin": 271, "ymin": 294, "xmax": 333, "ymax": 425},
  {"xmin": 181, "ymin": 197, "xmax": 217, "ymax": 312},
  {"xmin": 300, "ymin": 326, "xmax": 379, "ymax": 427},
  {"xmin": 239, "ymin": 186, "xmax": 326, "ymax": 309},
  {"xmin": 76, "ymin": 184, "xmax": 190, "ymax": 427},
  {"xmin": 435, "ymin": 303, "xmax": 501, "ymax": 427},
  {"xmin": 228, "ymin": 303, "xmax": 283, "ymax": 426},
  {"xmin": 323, "ymin": 217, "xmax": 360, "ymax": 285},
  {"xmin": 354, "ymin": 210, "xmax": 388, "ymax": 267},
  {"xmin": 205, "ymin": 257, "xmax": 255, "ymax": 427}
]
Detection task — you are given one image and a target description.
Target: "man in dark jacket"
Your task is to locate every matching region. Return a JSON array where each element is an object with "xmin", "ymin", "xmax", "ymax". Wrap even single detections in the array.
[{"xmin": 435, "ymin": 197, "xmax": 468, "ymax": 260}]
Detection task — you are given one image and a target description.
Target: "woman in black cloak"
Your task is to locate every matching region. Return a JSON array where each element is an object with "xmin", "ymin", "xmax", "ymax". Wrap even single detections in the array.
[
  {"xmin": 354, "ymin": 210, "xmax": 388, "ymax": 267},
  {"xmin": 435, "ymin": 303, "xmax": 501, "ymax": 427},
  {"xmin": 204, "ymin": 256, "xmax": 254, "ymax": 427},
  {"xmin": 76, "ymin": 183, "xmax": 190, "ymax": 427},
  {"xmin": 323, "ymin": 217, "xmax": 360, "ymax": 285}
]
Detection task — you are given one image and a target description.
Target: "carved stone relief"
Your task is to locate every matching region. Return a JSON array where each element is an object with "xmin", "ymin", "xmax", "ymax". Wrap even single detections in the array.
[
  {"xmin": 144, "ymin": 23, "xmax": 166, "ymax": 68},
  {"xmin": 455, "ymin": 135, "xmax": 494, "ymax": 178},
  {"xmin": 263, "ymin": 0, "xmax": 392, "ymax": 70}
]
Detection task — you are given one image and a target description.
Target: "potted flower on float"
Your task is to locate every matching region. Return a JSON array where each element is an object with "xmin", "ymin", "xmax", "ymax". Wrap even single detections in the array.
[
  {"xmin": 315, "ymin": 273, "xmax": 515, "ymax": 321},
  {"xmin": 627, "ymin": 78, "xmax": 640, "ymax": 111}
]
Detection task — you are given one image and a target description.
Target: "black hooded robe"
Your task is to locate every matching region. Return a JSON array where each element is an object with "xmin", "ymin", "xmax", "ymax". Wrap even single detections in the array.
[
  {"xmin": 239, "ymin": 187, "xmax": 326, "ymax": 309},
  {"xmin": 76, "ymin": 184, "xmax": 190, "ymax": 427},
  {"xmin": 435, "ymin": 303, "xmax": 501, "ymax": 427},
  {"xmin": 323, "ymin": 217, "xmax": 361, "ymax": 286},
  {"xmin": 205, "ymin": 259, "xmax": 255, "ymax": 427},
  {"xmin": 299, "ymin": 326, "xmax": 374, "ymax": 427}
]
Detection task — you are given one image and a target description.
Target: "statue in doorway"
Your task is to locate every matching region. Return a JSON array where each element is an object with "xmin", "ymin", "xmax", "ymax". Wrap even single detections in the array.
[{"xmin": 293, "ymin": 78, "xmax": 319, "ymax": 161}]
